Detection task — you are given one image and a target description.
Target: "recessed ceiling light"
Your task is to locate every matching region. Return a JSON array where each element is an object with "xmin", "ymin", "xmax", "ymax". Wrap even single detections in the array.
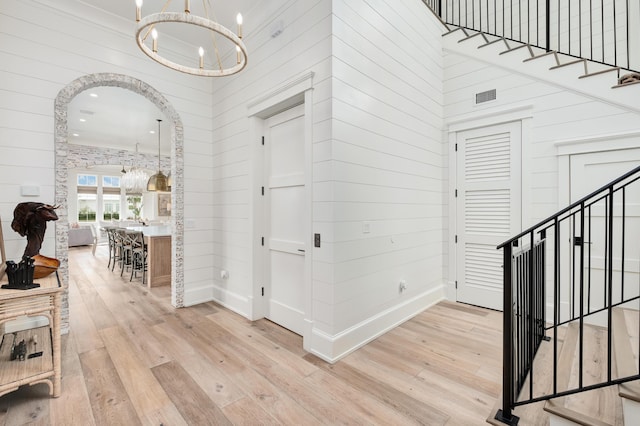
[
  {"xmin": 149, "ymin": 130, "xmax": 155, "ymax": 134},
  {"xmin": 72, "ymin": 133, "xmax": 80, "ymax": 137},
  {"xmin": 89, "ymin": 93, "xmax": 98, "ymax": 98},
  {"xmin": 79, "ymin": 118, "xmax": 86, "ymax": 122}
]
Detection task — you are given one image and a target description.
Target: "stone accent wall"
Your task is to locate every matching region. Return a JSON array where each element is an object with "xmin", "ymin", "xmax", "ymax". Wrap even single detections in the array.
[{"xmin": 54, "ymin": 73, "xmax": 184, "ymax": 333}]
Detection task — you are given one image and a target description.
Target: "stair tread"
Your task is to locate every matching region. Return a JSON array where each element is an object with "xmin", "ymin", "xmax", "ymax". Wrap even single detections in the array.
[
  {"xmin": 612, "ymin": 308, "xmax": 637, "ymax": 378},
  {"xmin": 550, "ymin": 58, "xmax": 586, "ymax": 70},
  {"xmin": 547, "ymin": 322, "xmax": 624, "ymax": 425},
  {"xmin": 613, "ymin": 79, "xmax": 640, "ymax": 89},
  {"xmin": 479, "ymin": 37, "xmax": 509, "ymax": 49},
  {"xmin": 619, "ymin": 381, "xmax": 640, "ymax": 403},
  {"xmin": 579, "ymin": 67, "xmax": 621, "ymax": 79},
  {"xmin": 523, "ymin": 51, "xmax": 558, "ymax": 64},
  {"xmin": 544, "ymin": 400, "xmax": 613, "ymax": 426},
  {"xmin": 613, "ymin": 307, "xmax": 640, "ymax": 405}
]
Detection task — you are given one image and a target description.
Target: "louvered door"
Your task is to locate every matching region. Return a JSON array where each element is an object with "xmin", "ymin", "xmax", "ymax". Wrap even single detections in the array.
[{"xmin": 456, "ymin": 122, "xmax": 521, "ymax": 311}]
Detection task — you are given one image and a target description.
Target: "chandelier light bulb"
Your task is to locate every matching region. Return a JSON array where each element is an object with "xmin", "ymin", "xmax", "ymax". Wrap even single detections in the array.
[
  {"xmin": 237, "ymin": 13, "xmax": 243, "ymax": 38},
  {"xmin": 199, "ymin": 46, "xmax": 204, "ymax": 69},
  {"xmin": 151, "ymin": 28, "xmax": 158, "ymax": 52},
  {"xmin": 135, "ymin": 0, "xmax": 143, "ymax": 21}
]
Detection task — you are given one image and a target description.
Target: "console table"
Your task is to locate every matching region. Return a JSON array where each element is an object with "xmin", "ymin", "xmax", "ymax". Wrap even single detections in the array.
[{"xmin": 0, "ymin": 273, "xmax": 62, "ymax": 397}]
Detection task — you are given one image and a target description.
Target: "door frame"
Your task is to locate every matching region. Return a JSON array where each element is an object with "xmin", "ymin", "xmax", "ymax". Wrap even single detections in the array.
[
  {"xmin": 446, "ymin": 105, "xmax": 533, "ymax": 303},
  {"xmin": 247, "ymin": 72, "xmax": 314, "ymax": 347},
  {"xmin": 555, "ymin": 130, "xmax": 640, "ymax": 321}
]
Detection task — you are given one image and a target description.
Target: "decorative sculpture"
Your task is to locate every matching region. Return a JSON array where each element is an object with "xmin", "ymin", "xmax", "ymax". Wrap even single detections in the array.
[
  {"xmin": 3, "ymin": 203, "xmax": 60, "ymax": 289},
  {"xmin": 11, "ymin": 202, "xmax": 59, "ymax": 257}
]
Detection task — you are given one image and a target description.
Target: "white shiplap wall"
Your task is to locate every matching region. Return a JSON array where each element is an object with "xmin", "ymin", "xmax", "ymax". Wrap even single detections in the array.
[
  {"xmin": 326, "ymin": 0, "xmax": 445, "ymax": 357},
  {"xmin": 209, "ymin": 0, "xmax": 446, "ymax": 361},
  {"xmin": 443, "ymin": 52, "xmax": 640, "ymax": 228},
  {"xmin": 0, "ymin": 0, "xmax": 214, "ymax": 309},
  {"xmin": 208, "ymin": 0, "xmax": 333, "ymax": 317}
]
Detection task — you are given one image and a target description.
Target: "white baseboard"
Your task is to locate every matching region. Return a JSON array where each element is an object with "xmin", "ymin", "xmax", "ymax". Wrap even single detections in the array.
[
  {"xmin": 183, "ymin": 283, "xmax": 250, "ymax": 319},
  {"xmin": 307, "ymin": 284, "xmax": 446, "ymax": 363}
]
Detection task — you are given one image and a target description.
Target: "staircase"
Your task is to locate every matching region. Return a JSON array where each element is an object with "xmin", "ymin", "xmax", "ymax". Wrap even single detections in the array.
[
  {"xmin": 418, "ymin": 2, "xmax": 640, "ymax": 424},
  {"xmin": 423, "ymin": 0, "xmax": 640, "ymax": 113},
  {"xmin": 489, "ymin": 164, "xmax": 640, "ymax": 426}
]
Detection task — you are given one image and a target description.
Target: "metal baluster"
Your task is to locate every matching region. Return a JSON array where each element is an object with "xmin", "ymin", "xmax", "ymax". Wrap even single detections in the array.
[
  {"xmin": 587, "ymin": 205, "xmax": 592, "ymax": 314},
  {"xmin": 546, "ymin": 0, "xmax": 551, "ymax": 51},
  {"xmin": 528, "ymin": 0, "xmax": 530, "ymax": 43},
  {"xmin": 528, "ymin": 231, "xmax": 535, "ymax": 400},
  {"xmin": 601, "ymin": 0, "xmax": 605, "ymax": 63},
  {"xmin": 569, "ymin": 0, "xmax": 571, "ymax": 54},
  {"xmin": 607, "ymin": 187, "xmax": 614, "ymax": 382},
  {"xmin": 621, "ymin": 187, "xmax": 626, "ymax": 301},
  {"xmin": 579, "ymin": 0, "xmax": 582, "ymax": 59},
  {"xmin": 613, "ymin": 0, "xmax": 617, "ymax": 66},
  {"xmin": 553, "ymin": 218, "xmax": 560, "ymax": 395},
  {"xmin": 627, "ymin": 0, "xmax": 630, "ymax": 69},
  {"xmin": 590, "ymin": 0, "xmax": 593, "ymax": 61}
]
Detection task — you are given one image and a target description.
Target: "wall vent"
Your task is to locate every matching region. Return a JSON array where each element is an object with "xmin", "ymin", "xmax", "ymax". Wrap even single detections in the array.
[{"xmin": 475, "ymin": 89, "xmax": 496, "ymax": 104}]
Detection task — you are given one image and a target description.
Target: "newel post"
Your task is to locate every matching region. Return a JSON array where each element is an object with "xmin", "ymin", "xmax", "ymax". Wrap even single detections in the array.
[{"xmin": 495, "ymin": 241, "xmax": 519, "ymax": 425}]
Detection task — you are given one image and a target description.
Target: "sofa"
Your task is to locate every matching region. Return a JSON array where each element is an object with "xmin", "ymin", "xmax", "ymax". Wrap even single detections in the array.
[{"xmin": 69, "ymin": 226, "xmax": 95, "ymax": 247}]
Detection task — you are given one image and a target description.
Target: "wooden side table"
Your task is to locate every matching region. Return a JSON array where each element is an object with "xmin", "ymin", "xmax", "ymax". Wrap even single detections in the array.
[{"xmin": 0, "ymin": 273, "xmax": 62, "ymax": 397}]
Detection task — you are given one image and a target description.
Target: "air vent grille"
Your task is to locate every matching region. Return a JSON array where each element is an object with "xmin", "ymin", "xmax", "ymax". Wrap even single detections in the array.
[{"xmin": 475, "ymin": 89, "xmax": 496, "ymax": 104}]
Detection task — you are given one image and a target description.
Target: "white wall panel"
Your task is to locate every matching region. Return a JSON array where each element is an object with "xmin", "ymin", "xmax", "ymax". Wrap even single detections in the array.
[
  {"xmin": 0, "ymin": 0, "xmax": 214, "ymax": 312},
  {"xmin": 443, "ymin": 49, "xmax": 640, "ymax": 292}
]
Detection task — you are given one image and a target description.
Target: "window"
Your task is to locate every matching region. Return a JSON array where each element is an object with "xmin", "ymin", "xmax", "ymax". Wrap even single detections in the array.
[
  {"xmin": 78, "ymin": 194, "xmax": 97, "ymax": 222},
  {"xmin": 102, "ymin": 175, "xmax": 121, "ymax": 220},
  {"xmin": 103, "ymin": 194, "xmax": 120, "ymax": 220},
  {"xmin": 77, "ymin": 174, "xmax": 97, "ymax": 186},
  {"xmin": 103, "ymin": 175, "xmax": 120, "ymax": 188}
]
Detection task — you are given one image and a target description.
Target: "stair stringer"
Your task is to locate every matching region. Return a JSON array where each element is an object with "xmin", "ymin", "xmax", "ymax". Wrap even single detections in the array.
[{"xmin": 443, "ymin": 29, "xmax": 640, "ymax": 116}]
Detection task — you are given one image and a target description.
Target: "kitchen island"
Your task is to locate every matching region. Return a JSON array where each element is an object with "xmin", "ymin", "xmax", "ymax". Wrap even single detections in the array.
[{"xmin": 127, "ymin": 225, "xmax": 171, "ymax": 288}]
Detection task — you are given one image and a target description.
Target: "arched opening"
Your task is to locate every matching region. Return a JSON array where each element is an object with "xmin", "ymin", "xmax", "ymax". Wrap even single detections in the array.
[{"xmin": 54, "ymin": 73, "xmax": 185, "ymax": 331}]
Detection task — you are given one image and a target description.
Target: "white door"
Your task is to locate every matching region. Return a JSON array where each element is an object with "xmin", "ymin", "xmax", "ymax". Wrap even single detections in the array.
[
  {"xmin": 456, "ymin": 122, "xmax": 522, "ymax": 311},
  {"xmin": 264, "ymin": 104, "xmax": 306, "ymax": 335},
  {"xmin": 570, "ymin": 149, "xmax": 640, "ymax": 314}
]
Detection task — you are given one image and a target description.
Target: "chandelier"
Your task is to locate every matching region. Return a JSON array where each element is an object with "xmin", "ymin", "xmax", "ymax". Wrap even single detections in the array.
[
  {"xmin": 134, "ymin": 0, "xmax": 248, "ymax": 77},
  {"xmin": 122, "ymin": 166, "xmax": 149, "ymax": 194},
  {"xmin": 147, "ymin": 119, "xmax": 169, "ymax": 192},
  {"xmin": 121, "ymin": 142, "xmax": 149, "ymax": 194}
]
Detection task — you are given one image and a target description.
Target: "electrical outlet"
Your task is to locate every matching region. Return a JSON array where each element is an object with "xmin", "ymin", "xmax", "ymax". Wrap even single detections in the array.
[
  {"xmin": 399, "ymin": 280, "xmax": 407, "ymax": 293},
  {"xmin": 314, "ymin": 233, "xmax": 321, "ymax": 248}
]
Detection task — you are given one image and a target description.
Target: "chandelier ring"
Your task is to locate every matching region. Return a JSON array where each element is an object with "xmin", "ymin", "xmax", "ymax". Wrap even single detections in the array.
[{"xmin": 136, "ymin": 12, "xmax": 248, "ymax": 77}]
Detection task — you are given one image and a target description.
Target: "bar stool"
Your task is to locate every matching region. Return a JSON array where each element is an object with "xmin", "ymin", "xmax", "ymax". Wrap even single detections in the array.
[
  {"xmin": 105, "ymin": 228, "xmax": 116, "ymax": 269},
  {"xmin": 120, "ymin": 231, "xmax": 135, "ymax": 277},
  {"xmin": 129, "ymin": 231, "xmax": 147, "ymax": 283},
  {"xmin": 112, "ymin": 229, "xmax": 128, "ymax": 273}
]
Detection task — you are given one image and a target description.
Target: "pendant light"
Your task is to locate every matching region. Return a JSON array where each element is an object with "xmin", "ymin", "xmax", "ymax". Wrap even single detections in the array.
[{"xmin": 146, "ymin": 119, "xmax": 168, "ymax": 192}]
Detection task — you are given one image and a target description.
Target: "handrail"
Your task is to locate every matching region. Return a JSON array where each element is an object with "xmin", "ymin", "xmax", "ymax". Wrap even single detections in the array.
[
  {"xmin": 498, "ymin": 164, "xmax": 640, "ymax": 249},
  {"xmin": 494, "ymin": 164, "xmax": 640, "ymax": 424},
  {"xmin": 424, "ymin": 0, "xmax": 638, "ymax": 74}
]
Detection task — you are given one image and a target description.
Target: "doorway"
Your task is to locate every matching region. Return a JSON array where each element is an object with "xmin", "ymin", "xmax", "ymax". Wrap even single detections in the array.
[
  {"xmin": 455, "ymin": 121, "xmax": 522, "ymax": 311},
  {"xmin": 55, "ymin": 73, "xmax": 184, "ymax": 332},
  {"xmin": 262, "ymin": 104, "xmax": 307, "ymax": 335},
  {"xmin": 569, "ymin": 148, "xmax": 640, "ymax": 314}
]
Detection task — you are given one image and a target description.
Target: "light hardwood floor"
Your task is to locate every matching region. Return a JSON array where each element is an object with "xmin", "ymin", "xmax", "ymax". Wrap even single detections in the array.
[{"xmin": 0, "ymin": 245, "xmax": 508, "ymax": 425}]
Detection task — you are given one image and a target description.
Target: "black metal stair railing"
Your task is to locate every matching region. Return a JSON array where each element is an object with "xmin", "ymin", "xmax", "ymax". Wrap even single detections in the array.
[
  {"xmin": 423, "ymin": 0, "xmax": 639, "ymax": 73},
  {"xmin": 494, "ymin": 164, "xmax": 640, "ymax": 425}
]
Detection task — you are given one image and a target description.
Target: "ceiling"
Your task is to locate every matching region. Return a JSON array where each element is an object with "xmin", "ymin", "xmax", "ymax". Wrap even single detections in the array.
[
  {"xmin": 68, "ymin": 0, "xmax": 257, "ymax": 155},
  {"xmin": 68, "ymin": 86, "xmax": 169, "ymax": 154}
]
